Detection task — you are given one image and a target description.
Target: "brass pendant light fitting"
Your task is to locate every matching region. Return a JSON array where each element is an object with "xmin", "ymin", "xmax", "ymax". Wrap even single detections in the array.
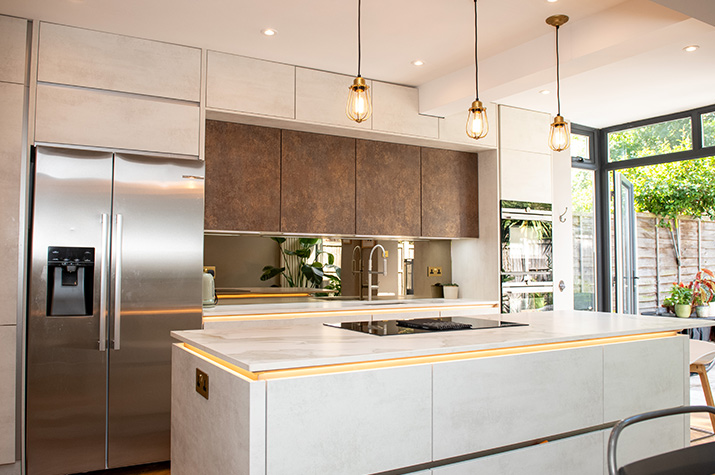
[
  {"xmin": 346, "ymin": 0, "xmax": 372, "ymax": 123},
  {"xmin": 466, "ymin": 0, "xmax": 488, "ymax": 140},
  {"xmin": 546, "ymin": 14, "xmax": 570, "ymax": 152}
]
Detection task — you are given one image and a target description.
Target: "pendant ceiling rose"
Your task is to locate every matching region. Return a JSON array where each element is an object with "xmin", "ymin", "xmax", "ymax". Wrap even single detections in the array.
[{"xmin": 545, "ymin": 14, "xmax": 569, "ymax": 27}]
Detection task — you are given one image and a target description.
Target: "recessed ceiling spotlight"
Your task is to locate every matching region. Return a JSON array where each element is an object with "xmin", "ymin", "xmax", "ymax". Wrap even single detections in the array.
[
  {"xmin": 411, "ymin": 60, "xmax": 425, "ymax": 66},
  {"xmin": 683, "ymin": 45, "xmax": 699, "ymax": 52},
  {"xmin": 261, "ymin": 29, "xmax": 277, "ymax": 36},
  {"xmin": 539, "ymin": 89, "xmax": 551, "ymax": 95},
  {"xmin": 547, "ymin": 0, "xmax": 558, "ymax": 3}
]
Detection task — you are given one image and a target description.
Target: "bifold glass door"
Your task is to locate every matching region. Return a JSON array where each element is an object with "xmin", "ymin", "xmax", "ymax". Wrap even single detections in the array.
[{"xmin": 614, "ymin": 172, "xmax": 638, "ymax": 314}]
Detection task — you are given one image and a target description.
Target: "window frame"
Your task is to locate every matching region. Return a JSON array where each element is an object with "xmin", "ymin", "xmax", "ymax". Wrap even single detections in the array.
[
  {"xmin": 601, "ymin": 104, "xmax": 715, "ymax": 172},
  {"xmin": 588, "ymin": 103, "xmax": 715, "ymax": 312},
  {"xmin": 571, "ymin": 124, "xmax": 596, "ymax": 166}
]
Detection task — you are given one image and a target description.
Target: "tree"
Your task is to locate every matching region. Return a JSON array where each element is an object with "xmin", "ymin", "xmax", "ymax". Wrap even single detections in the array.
[
  {"xmin": 608, "ymin": 117, "xmax": 691, "ymax": 162},
  {"xmin": 623, "ymin": 157, "xmax": 715, "ymax": 222},
  {"xmin": 607, "ymin": 117, "xmax": 715, "ymax": 267}
]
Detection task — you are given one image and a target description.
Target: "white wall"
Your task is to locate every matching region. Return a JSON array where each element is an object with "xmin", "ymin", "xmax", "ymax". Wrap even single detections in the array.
[{"xmin": 552, "ymin": 147, "xmax": 575, "ymax": 311}]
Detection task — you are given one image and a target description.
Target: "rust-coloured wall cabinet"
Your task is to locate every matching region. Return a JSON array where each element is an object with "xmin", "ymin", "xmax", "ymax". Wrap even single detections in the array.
[
  {"xmin": 421, "ymin": 148, "xmax": 479, "ymax": 238},
  {"xmin": 204, "ymin": 120, "xmax": 281, "ymax": 232}
]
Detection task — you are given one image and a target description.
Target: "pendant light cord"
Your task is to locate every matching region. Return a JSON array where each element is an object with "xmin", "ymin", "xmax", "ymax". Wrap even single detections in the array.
[
  {"xmin": 357, "ymin": 0, "xmax": 362, "ymax": 78},
  {"xmin": 474, "ymin": 0, "xmax": 479, "ymax": 101},
  {"xmin": 556, "ymin": 24, "xmax": 561, "ymax": 116}
]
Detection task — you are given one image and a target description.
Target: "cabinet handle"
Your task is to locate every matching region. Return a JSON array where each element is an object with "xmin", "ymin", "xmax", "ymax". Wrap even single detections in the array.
[
  {"xmin": 113, "ymin": 214, "xmax": 123, "ymax": 350},
  {"xmin": 99, "ymin": 214, "xmax": 109, "ymax": 351}
]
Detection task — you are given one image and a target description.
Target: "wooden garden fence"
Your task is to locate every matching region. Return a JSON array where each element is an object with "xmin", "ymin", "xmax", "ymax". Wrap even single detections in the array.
[{"xmin": 636, "ymin": 213, "xmax": 715, "ymax": 314}]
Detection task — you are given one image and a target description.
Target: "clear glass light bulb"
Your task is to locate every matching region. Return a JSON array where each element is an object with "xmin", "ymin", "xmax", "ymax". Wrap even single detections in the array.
[
  {"xmin": 466, "ymin": 100, "xmax": 489, "ymax": 140},
  {"xmin": 346, "ymin": 77, "xmax": 372, "ymax": 123},
  {"xmin": 548, "ymin": 116, "xmax": 570, "ymax": 152}
]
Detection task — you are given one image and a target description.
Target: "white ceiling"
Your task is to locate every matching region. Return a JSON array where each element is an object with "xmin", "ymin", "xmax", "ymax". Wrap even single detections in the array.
[{"xmin": 2, "ymin": 0, "xmax": 714, "ymax": 128}]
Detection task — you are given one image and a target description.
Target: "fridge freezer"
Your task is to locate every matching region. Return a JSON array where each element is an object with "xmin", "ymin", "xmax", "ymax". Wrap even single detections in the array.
[{"xmin": 26, "ymin": 147, "xmax": 204, "ymax": 475}]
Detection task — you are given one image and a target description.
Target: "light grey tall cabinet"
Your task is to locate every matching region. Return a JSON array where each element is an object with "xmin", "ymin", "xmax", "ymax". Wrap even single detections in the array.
[{"xmin": 0, "ymin": 13, "xmax": 29, "ymax": 472}]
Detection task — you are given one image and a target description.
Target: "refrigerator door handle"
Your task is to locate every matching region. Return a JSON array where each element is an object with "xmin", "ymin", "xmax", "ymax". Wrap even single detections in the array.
[
  {"xmin": 99, "ymin": 213, "xmax": 110, "ymax": 351},
  {"xmin": 113, "ymin": 213, "xmax": 124, "ymax": 350}
]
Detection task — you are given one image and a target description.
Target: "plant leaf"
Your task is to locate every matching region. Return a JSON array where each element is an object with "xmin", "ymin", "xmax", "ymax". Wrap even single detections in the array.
[
  {"xmin": 294, "ymin": 248, "xmax": 312, "ymax": 258},
  {"xmin": 260, "ymin": 266, "xmax": 285, "ymax": 281},
  {"xmin": 301, "ymin": 264, "xmax": 324, "ymax": 287},
  {"xmin": 299, "ymin": 238, "xmax": 321, "ymax": 248}
]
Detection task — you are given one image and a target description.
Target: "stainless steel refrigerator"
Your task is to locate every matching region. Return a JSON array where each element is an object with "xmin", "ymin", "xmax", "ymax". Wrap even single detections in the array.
[{"xmin": 26, "ymin": 146, "xmax": 204, "ymax": 475}]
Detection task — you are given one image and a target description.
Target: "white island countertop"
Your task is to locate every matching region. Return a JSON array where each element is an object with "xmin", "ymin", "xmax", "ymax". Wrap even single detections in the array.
[{"xmin": 173, "ymin": 311, "xmax": 715, "ymax": 373}]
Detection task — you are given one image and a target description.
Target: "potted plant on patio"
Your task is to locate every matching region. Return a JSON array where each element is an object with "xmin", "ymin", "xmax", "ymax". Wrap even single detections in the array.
[
  {"xmin": 661, "ymin": 296, "xmax": 674, "ymax": 315},
  {"xmin": 668, "ymin": 282, "xmax": 693, "ymax": 318},
  {"xmin": 691, "ymin": 269, "xmax": 715, "ymax": 317}
]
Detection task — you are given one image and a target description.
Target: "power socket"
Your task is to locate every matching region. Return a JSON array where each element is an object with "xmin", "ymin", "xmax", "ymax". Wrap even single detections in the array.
[{"xmin": 196, "ymin": 368, "xmax": 209, "ymax": 400}]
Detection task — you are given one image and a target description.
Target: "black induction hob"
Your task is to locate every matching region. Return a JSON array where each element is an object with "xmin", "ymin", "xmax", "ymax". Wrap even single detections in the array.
[{"xmin": 324, "ymin": 316, "xmax": 527, "ymax": 336}]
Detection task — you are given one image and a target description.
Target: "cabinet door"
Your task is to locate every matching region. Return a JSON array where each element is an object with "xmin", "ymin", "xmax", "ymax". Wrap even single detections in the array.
[
  {"xmin": 371, "ymin": 81, "xmax": 438, "ymax": 138},
  {"xmin": 207, "ymin": 51, "xmax": 295, "ymax": 119},
  {"xmin": 0, "ymin": 82, "xmax": 24, "ymax": 326},
  {"xmin": 432, "ymin": 432, "xmax": 603, "ymax": 475},
  {"xmin": 0, "ymin": 326, "xmax": 16, "ymax": 464},
  {"xmin": 281, "ymin": 130, "xmax": 355, "ymax": 234},
  {"xmin": 0, "ymin": 15, "xmax": 27, "ymax": 84},
  {"xmin": 295, "ymin": 68, "xmax": 372, "ymax": 130},
  {"xmin": 265, "ymin": 365, "xmax": 432, "ymax": 475},
  {"xmin": 38, "ymin": 23, "xmax": 201, "ymax": 102},
  {"xmin": 421, "ymin": 148, "xmax": 478, "ymax": 238},
  {"xmin": 204, "ymin": 121, "xmax": 281, "ymax": 232},
  {"xmin": 34, "ymin": 83, "xmax": 200, "ymax": 156},
  {"xmin": 356, "ymin": 140, "xmax": 421, "ymax": 236},
  {"xmin": 499, "ymin": 106, "xmax": 552, "ymax": 154},
  {"xmin": 432, "ymin": 345, "xmax": 603, "ymax": 460},
  {"xmin": 500, "ymin": 149, "xmax": 552, "ymax": 203},
  {"xmin": 603, "ymin": 336, "xmax": 687, "ymax": 422}
]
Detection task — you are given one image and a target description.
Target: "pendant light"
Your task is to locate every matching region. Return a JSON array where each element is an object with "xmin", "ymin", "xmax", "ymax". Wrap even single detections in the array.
[
  {"xmin": 466, "ymin": 0, "xmax": 488, "ymax": 140},
  {"xmin": 546, "ymin": 14, "xmax": 570, "ymax": 152},
  {"xmin": 346, "ymin": 0, "xmax": 372, "ymax": 123}
]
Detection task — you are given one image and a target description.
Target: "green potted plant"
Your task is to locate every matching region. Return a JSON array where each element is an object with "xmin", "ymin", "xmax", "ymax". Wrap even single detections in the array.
[
  {"xmin": 442, "ymin": 283, "xmax": 459, "ymax": 299},
  {"xmin": 691, "ymin": 269, "xmax": 715, "ymax": 317},
  {"xmin": 661, "ymin": 296, "xmax": 674, "ymax": 315},
  {"xmin": 668, "ymin": 282, "xmax": 693, "ymax": 318},
  {"xmin": 259, "ymin": 237, "xmax": 341, "ymax": 292}
]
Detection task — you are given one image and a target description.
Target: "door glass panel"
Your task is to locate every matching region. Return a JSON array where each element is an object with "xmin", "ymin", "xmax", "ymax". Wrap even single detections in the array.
[
  {"xmin": 501, "ymin": 290, "xmax": 553, "ymax": 314},
  {"xmin": 614, "ymin": 172, "xmax": 637, "ymax": 314},
  {"xmin": 608, "ymin": 117, "xmax": 692, "ymax": 162},
  {"xmin": 703, "ymin": 112, "xmax": 715, "ymax": 148},
  {"xmin": 571, "ymin": 169, "xmax": 596, "ymax": 310}
]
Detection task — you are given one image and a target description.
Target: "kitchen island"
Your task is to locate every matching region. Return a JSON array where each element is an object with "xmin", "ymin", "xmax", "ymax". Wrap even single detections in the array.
[{"xmin": 171, "ymin": 311, "xmax": 714, "ymax": 475}]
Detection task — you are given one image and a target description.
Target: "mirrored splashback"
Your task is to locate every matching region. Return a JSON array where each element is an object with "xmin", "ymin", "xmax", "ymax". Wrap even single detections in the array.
[{"xmin": 203, "ymin": 235, "xmax": 454, "ymax": 302}]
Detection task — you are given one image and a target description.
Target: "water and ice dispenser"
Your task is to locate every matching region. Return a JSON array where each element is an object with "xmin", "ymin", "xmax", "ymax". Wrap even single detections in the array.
[{"xmin": 46, "ymin": 247, "xmax": 94, "ymax": 316}]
